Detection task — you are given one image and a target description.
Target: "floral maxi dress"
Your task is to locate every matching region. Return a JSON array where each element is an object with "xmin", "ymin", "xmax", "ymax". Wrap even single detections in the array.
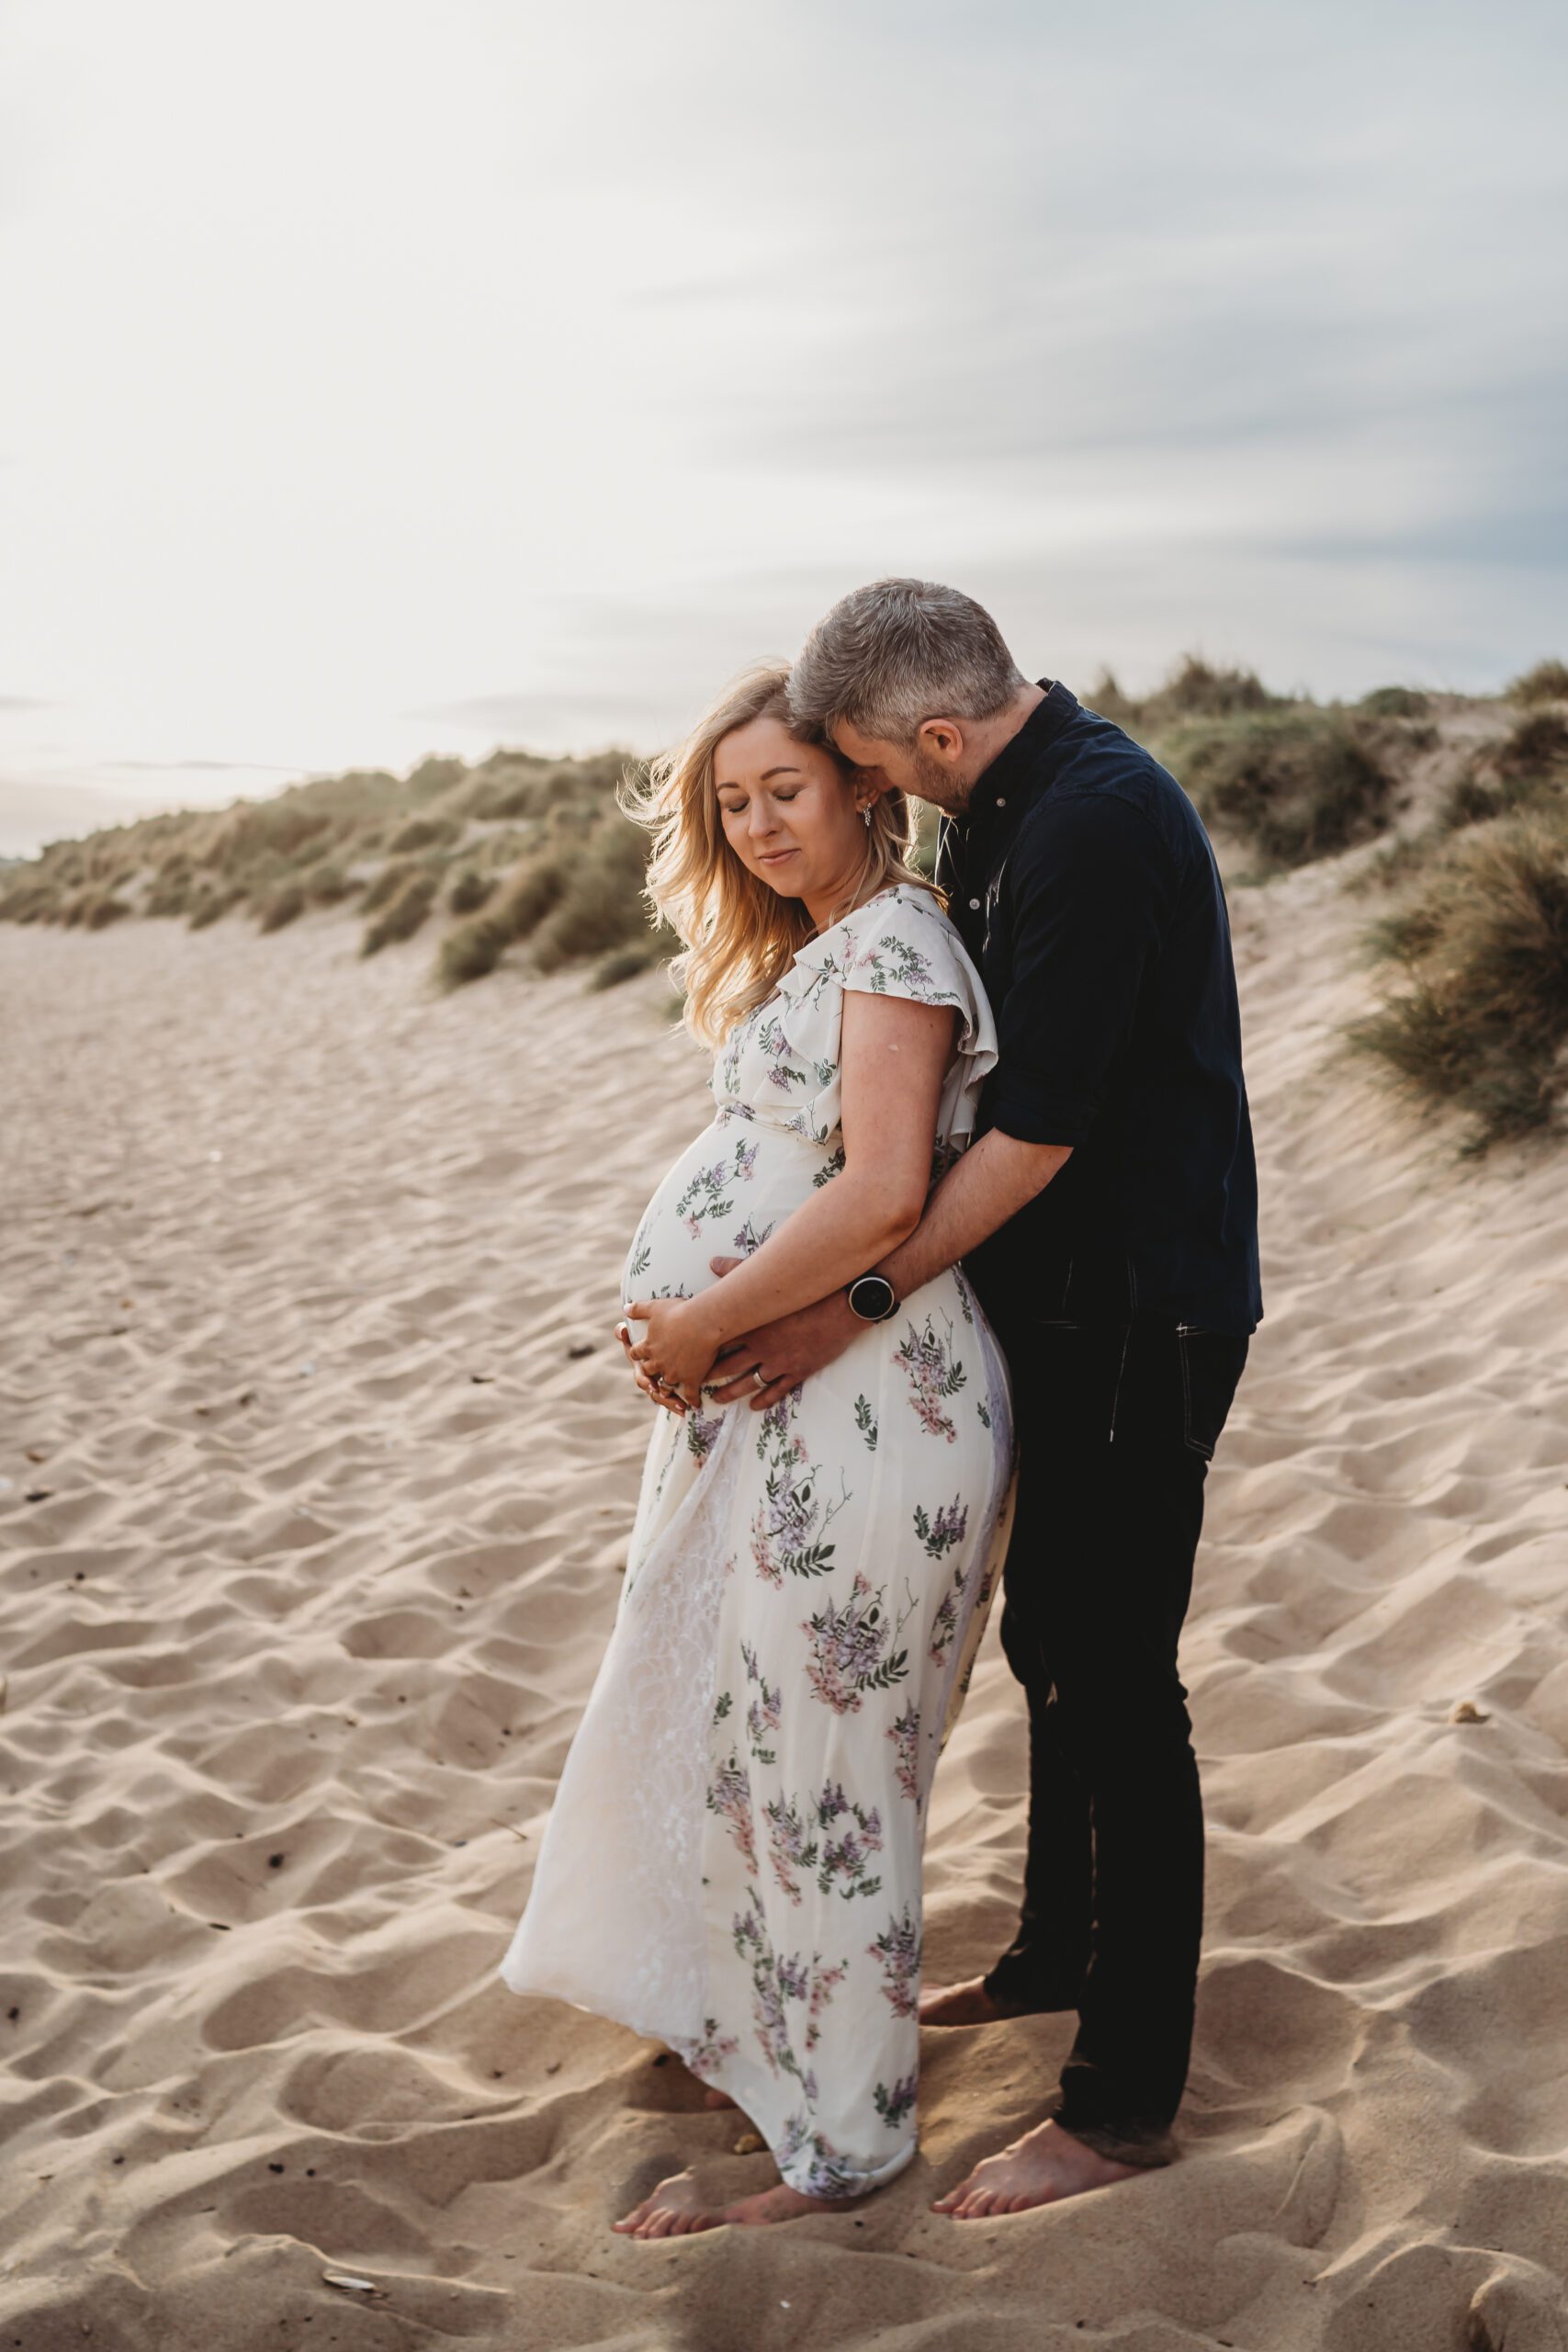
[{"xmin": 500, "ymin": 883, "xmax": 1017, "ymax": 2198}]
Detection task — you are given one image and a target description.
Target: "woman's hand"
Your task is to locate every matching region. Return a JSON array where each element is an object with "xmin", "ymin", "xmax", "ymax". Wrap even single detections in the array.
[{"xmin": 622, "ymin": 1294, "xmax": 725, "ymax": 1406}]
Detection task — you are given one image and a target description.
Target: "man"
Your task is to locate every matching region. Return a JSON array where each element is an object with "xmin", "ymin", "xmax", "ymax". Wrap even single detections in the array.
[{"xmin": 633, "ymin": 578, "xmax": 1260, "ymax": 2215}]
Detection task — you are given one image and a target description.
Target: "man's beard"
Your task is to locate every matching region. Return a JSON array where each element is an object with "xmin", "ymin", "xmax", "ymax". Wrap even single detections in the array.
[{"xmin": 908, "ymin": 741, "xmax": 969, "ymax": 813}]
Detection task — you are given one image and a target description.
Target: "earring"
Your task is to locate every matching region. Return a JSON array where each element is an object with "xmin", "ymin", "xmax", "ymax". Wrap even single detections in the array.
[{"xmin": 860, "ymin": 804, "xmax": 872, "ymax": 828}]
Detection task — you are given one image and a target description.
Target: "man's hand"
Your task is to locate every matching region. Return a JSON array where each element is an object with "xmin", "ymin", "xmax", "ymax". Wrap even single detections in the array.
[{"xmin": 702, "ymin": 1255, "xmax": 861, "ymax": 1410}]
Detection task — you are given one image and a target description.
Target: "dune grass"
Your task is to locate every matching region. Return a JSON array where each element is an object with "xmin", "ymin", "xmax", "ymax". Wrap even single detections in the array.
[
  {"xmin": 1354, "ymin": 806, "xmax": 1568, "ymax": 1150},
  {"xmin": 6, "ymin": 654, "xmax": 1567, "ymax": 1164}
]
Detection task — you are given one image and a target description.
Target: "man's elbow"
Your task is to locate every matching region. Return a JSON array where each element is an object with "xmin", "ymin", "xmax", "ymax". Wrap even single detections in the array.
[{"xmin": 994, "ymin": 1132, "xmax": 1074, "ymax": 1197}]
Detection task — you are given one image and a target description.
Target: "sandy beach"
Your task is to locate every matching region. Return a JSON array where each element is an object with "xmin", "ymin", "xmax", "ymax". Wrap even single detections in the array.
[{"xmin": 3, "ymin": 861, "xmax": 1567, "ymax": 2352}]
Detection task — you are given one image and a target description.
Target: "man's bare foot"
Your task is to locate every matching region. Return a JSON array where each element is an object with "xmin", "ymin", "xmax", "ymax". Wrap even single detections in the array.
[
  {"xmin": 931, "ymin": 2118, "xmax": 1145, "ymax": 2217},
  {"xmin": 613, "ymin": 2165, "xmax": 867, "ymax": 2236},
  {"xmin": 918, "ymin": 1974, "xmax": 1075, "ymax": 2027}
]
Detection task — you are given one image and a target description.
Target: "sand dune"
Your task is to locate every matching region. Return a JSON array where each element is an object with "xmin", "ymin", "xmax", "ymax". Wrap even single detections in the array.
[{"xmin": 2, "ymin": 865, "xmax": 1566, "ymax": 2351}]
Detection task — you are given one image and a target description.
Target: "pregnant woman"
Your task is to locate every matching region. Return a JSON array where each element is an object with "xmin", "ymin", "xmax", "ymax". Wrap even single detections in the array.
[{"xmin": 500, "ymin": 662, "xmax": 1016, "ymax": 2234}]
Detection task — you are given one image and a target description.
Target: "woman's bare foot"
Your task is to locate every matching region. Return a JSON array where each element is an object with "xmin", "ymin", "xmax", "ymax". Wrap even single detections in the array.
[
  {"xmin": 931, "ymin": 2118, "xmax": 1144, "ymax": 2217},
  {"xmin": 701, "ymin": 2086, "xmax": 738, "ymax": 2109},
  {"xmin": 918, "ymin": 1974, "xmax": 1073, "ymax": 2026},
  {"xmin": 613, "ymin": 2166, "xmax": 867, "ymax": 2236}
]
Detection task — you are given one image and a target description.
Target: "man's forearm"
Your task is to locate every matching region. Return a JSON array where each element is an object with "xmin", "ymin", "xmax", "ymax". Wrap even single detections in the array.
[{"xmin": 876, "ymin": 1129, "xmax": 1072, "ymax": 1302}]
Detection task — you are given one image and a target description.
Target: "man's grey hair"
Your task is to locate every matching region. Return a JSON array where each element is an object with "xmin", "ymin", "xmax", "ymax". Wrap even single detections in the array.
[{"xmin": 789, "ymin": 578, "xmax": 1027, "ymax": 749}]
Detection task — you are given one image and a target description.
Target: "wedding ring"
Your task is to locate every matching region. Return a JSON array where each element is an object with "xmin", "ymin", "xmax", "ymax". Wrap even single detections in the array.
[{"xmin": 751, "ymin": 1366, "xmax": 768, "ymax": 1391}]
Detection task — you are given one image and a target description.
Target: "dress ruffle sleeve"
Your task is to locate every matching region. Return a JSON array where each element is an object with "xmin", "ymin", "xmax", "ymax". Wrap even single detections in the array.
[{"xmin": 771, "ymin": 887, "xmax": 998, "ymax": 1157}]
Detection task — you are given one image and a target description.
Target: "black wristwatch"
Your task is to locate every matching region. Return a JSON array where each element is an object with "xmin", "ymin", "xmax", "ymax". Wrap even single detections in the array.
[{"xmin": 846, "ymin": 1271, "xmax": 899, "ymax": 1323}]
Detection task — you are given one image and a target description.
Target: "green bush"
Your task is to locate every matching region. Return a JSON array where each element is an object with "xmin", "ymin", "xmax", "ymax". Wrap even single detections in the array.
[
  {"xmin": 303, "ymin": 860, "xmax": 357, "ymax": 907},
  {"xmin": 1507, "ymin": 659, "xmax": 1568, "ymax": 707},
  {"xmin": 1359, "ymin": 685, "xmax": 1432, "ymax": 719},
  {"xmin": 359, "ymin": 870, "xmax": 439, "ymax": 955},
  {"xmin": 259, "ymin": 883, "xmax": 307, "ymax": 933},
  {"xmin": 496, "ymin": 853, "xmax": 572, "ymax": 940},
  {"xmin": 1439, "ymin": 710, "xmax": 1568, "ymax": 831},
  {"xmin": 389, "ymin": 813, "xmax": 462, "ymax": 856},
  {"xmin": 1354, "ymin": 810, "xmax": 1568, "ymax": 1149},
  {"xmin": 447, "ymin": 866, "xmax": 497, "ymax": 916},
  {"xmin": 1140, "ymin": 655, "xmax": 1280, "ymax": 727},
  {"xmin": 83, "ymin": 893, "xmax": 132, "ymax": 930},
  {"xmin": 528, "ymin": 827, "xmax": 652, "ymax": 972},
  {"xmin": 436, "ymin": 911, "xmax": 512, "ymax": 989},
  {"xmin": 1174, "ymin": 710, "xmax": 1393, "ymax": 867},
  {"xmin": 360, "ymin": 856, "xmax": 419, "ymax": 914}
]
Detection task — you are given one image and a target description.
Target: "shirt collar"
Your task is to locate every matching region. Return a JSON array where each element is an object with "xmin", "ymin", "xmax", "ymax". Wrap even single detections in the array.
[{"xmin": 965, "ymin": 676, "xmax": 1079, "ymax": 816}]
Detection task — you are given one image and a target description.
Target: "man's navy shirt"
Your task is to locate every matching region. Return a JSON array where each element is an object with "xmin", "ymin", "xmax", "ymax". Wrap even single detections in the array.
[{"xmin": 937, "ymin": 679, "xmax": 1262, "ymax": 1336}]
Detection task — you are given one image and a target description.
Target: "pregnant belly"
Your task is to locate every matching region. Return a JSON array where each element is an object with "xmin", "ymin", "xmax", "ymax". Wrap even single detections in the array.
[{"xmin": 621, "ymin": 1114, "xmax": 839, "ymax": 1308}]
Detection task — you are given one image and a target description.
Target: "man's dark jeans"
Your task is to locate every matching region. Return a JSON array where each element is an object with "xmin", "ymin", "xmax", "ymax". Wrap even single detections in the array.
[{"xmin": 979, "ymin": 1313, "xmax": 1250, "ymax": 2167}]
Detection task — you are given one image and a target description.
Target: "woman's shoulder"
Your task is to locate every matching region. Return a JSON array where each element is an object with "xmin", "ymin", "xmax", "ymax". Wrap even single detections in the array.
[
  {"xmin": 834, "ymin": 883, "xmax": 979, "ymax": 1007},
  {"xmin": 835, "ymin": 880, "xmax": 956, "ymax": 944}
]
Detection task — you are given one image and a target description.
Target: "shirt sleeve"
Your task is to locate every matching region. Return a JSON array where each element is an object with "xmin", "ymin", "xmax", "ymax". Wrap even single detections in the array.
[{"xmin": 985, "ymin": 791, "xmax": 1177, "ymax": 1147}]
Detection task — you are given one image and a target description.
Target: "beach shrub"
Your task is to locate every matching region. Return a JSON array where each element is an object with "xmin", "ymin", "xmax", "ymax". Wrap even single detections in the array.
[
  {"xmin": 389, "ymin": 813, "xmax": 462, "ymax": 856},
  {"xmin": 1359, "ymin": 685, "xmax": 1432, "ymax": 719},
  {"xmin": 1508, "ymin": 659, "xmax": 1568, "ymax": 707},
  {"xmin": 447, "ymin": 866, "xmax": 497, "ymax": 916},
  {"xmin": 360, "ymin": 855, "xmax": 419, "ymax": 914},
  {"xmin": 528, "ymin": 825, "xmax": 653, "ymax": 972},
  {"xmin": 590, "ymin": 943, "xmax": 661, "ymax": 989},
  {"xmin": 359, "ymin": 869, "xmax": 438, "ymax": 955},
  {"xmin": 259, "ymin": 883, "xmax": 307, "ymax": 933},
  {"xmin": 1140, "ymin": 656, "xmax": 1280, "ymax": 728},
  {"xmin": 1439, "ymin": 710, "xmax": 1568, "ymax": 831},
  {"xmin": 1354, "ymin": 810, "xmax": 1568, "ymax": 1149},
  {"xmin": 1174, "ymin": 710, "xmax": 1394, "ymax": 867},
  {"xmin": 436, "ymin": 911, "xmax": 512, "ymax": 989},
  {"xmin": 496, "ymin": 853, "xmax": 572, "ymax": 940},
  {"xmin": 302, "ymin": 859, "xmax": 357, "ymax": 906},
  {"xmin": 83, "ymin": 893, "xmax": 132, "ymax": 930},
  {"xmin": 406, "ymin": 754, "xmax": 468, "ymax": 802}
]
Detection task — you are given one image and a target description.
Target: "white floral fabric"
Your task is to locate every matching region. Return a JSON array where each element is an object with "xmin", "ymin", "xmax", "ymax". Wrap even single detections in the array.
[{"xmin": 501, "ymin": 884, "xmax": 1018, "ymax": 2197}]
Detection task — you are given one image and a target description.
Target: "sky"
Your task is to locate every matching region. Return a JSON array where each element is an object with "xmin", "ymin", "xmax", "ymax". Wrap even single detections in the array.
[{"xmin": 1, "ymin": 0, "xmax": 1565, "ymax": 856}]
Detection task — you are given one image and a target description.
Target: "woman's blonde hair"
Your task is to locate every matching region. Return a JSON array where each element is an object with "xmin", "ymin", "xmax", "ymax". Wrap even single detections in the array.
[{"xmin": 620, "ymin": 662, "xmax": 940, "ymax": 1047}]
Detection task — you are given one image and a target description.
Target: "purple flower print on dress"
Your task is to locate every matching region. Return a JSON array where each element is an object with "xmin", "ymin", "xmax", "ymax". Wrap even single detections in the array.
[
  {"xmin": 731, "ymin": 1893, "xmax": 849, "ymax": 2086},
  {"xmin": 802, "ymin": 1573, "xmax": 908, "ymax": 1713},
  {"xmin": 741, "ymin": 1639, "xmax": 783, "ymax": 1765},
  {"xmin": 816, "ymin": 1781, "xmax": 885, "ymax": 1901},
  {"xmin": 869, "ymin": 1903, "xmax": 922, "ymax": 2018},
  {"xmin": 874, "ymin": 2073, "xmax": 918, "ymax": 2130},
  {"xmin": 751, "ymin": 1420, "xmax": 850, "ymax": 1584},
  {"xmin": 913, "ymin": 1496, "xmax": 968, "ymax": 1559},
  {"xmin": 896, "ymin": 1311, "xmax": 967, "ymax": 1442},
  {"xmin": 847, "ymin": 924, "xmax": 964, "ymax": 1007},
  {"xmin": 706, "ymin": 1748, "xmax": 758, "ymax": 1874},
  {"xmin": 683, "ymin": 1406, "xmax": 725, "ymax": 1466},
  {"xmin": 675, "ymin": 1136, "xmax": 758, "ymax": 1239},
  {"xmin": 886, "ymin": 1703, "xmax": 921, "ymax": 1804},
  {"xmin": 672, "ymin": 2015, "xmax": 741, "ymax": 2079},
  {"xmin": 753, "ymin": 1014, "xmax": 808, "ymax": 1092},
  {"xmin": 765, "ymin": 1792, "xmax": 815, "ymax": 1902},
  {"xmin": 775, "ymin": 2112, "xmax": 865, "ymax": 2198},
  {"xmin": 804, "ymin": 1956, "xmax": 846, "ymax": 2052},
  {"xmin": 765, "ymin": 1777, "xmax": 884, "ymax": 1903}
]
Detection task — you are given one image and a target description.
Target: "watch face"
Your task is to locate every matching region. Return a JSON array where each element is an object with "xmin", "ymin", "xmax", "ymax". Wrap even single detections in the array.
[{"xmin": 849, "ymin": 1274, "xmax": 897, "ymax": 1322}]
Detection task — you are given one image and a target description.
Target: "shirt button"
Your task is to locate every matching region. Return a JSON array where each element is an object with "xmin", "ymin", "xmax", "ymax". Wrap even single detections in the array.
[
  {"xmin": 996, "ymin": 795, "xmax": 1006, "ymax": 808},
  {"xmin": 968, "ymin": 896, "xmax": 981, "ymax": 910}
]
